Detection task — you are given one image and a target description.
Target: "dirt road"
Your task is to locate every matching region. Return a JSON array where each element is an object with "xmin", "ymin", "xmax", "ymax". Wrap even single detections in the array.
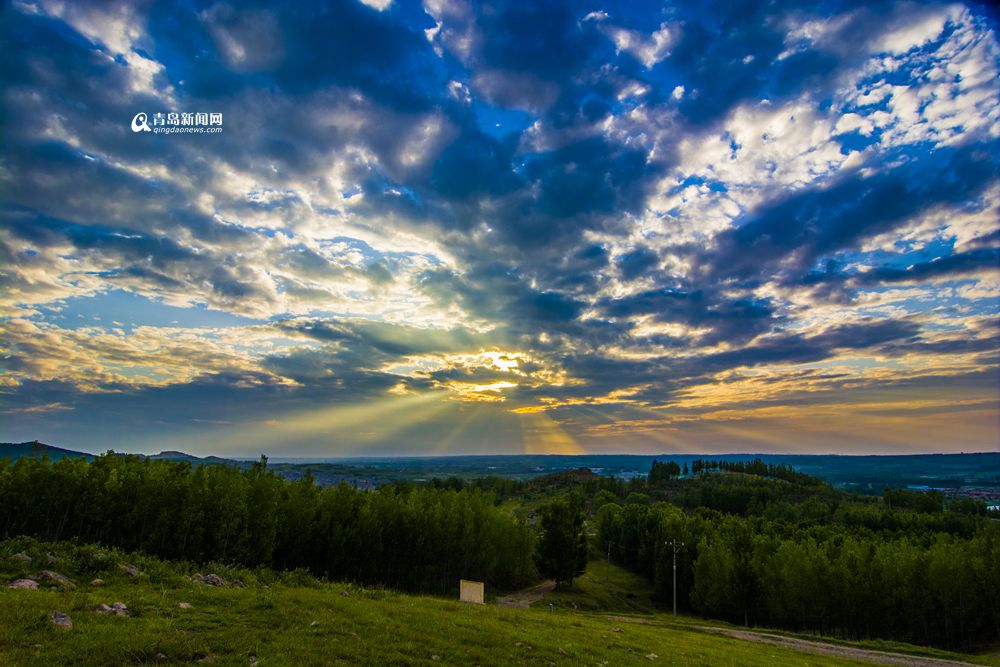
[
  {"xmin": 700, "ymin": 626, "xmax": 978, "ymax": 667},
  {"xmin": 495, "ymin": 580, "xmax": 555, "ymax": 608},
  {"xmin": 494, "ymin": 582, "xmax": 980, "ymax": 666}
]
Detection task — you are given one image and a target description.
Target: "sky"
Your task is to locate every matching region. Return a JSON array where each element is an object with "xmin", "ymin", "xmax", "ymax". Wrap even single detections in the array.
[{"xmin": 1, "ymin": 0, "xmax": 998, "ymax": 457}]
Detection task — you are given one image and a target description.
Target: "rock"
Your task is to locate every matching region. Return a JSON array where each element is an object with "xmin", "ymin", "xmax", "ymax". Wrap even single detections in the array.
[
  {"xmin": 197, "ymin": 573, "xmax": 225, "ymax": 587},
  {"xmin": 9, "ymin": 552, "xmax": 31, "ymax": 563},
  {"xmin": 94, "ymin": 602, "xmax": 129, "ymax": 617},
  {"xmin": 431, "ymin": 655, "xmax": 440, "ymax": 661},
  {"xmin": 177, "ymin": 602, "xmax": 193, "ymax": 609},
  {"xmin": 232, "ymin": 579, "xmax": 245, "ymax": 588},
  {"xmin": 611, "ymin": 627, "xmax": 622, "ymax": 633},
  {"xmin": 192, "ymin": 573, "xmax": 204, "ymax": 584},
  {"xmin": 90, "ymin": 579, "xmax": 105, "ymax": 587},
  {"xmin": 309, "ymin": 620, "xmax": 318, "ymax": 627},
  {"xmin": 248, "ymin": 655, "xmax": 258, "ymax": 666},
  {"xmin": 153, "ymin": 653, "xmax": 168, "ymax": 663},
  {"xmin": 340, "ymin": 590, "xmax": 351, "ymax": 598},
  {"xmin": 558, "ymin": 648, "xmax": 568, "ymax": 655},
  {"xmin": 645, "ymin": 653, "xmax": 658, "ymax": 661},
  {"xmin": 37, "ymin": 571, "xmax": 75, "ymax": 590},
  {"xmin": 8, "ymin": 579, "xmax": 38, "ymax": 590},
  {"xmin": 49, "ymin": 611, "xmax": 72, "ymax": 629},
  {"xmin": 120, "ymin": 564, "xmax": 140, "ymax": 577}
]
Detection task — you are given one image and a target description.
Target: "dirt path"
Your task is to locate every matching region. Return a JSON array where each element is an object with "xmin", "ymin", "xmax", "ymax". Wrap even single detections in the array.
[
  {"xmin": 700, "ymin": 626, "xmax": 977, "ymax": 667},
  {"xmin": 596, "ymin": 616, "xmax": 978, "ymax": 667},
  {"xmin": 495, "ymin": 586, "xmax": 978, "ymax": 666},
  {"xmin": 495, "ymin": 580, "xmax": 555, "ymax": 608}
]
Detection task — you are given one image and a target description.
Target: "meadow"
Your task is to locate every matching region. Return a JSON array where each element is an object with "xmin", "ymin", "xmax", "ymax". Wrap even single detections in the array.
[{"xmin": 5, "ymin": 539, "xmax": 997, "ymax": 667}]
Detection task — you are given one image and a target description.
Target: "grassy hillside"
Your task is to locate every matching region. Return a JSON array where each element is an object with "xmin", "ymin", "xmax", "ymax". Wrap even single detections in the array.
[{"xmin": 3, "ymin": 539, "xmax": 996, "ymax": 667}]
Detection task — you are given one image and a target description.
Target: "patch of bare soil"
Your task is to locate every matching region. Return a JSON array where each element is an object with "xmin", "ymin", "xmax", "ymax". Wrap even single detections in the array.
[{"xmin": 495, "ymin": 580, "xmax": 556, "ymax": 608}]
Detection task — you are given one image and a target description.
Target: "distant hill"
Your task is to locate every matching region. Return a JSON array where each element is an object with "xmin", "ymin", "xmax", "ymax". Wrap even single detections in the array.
[
  {"xmin": 147, "ymin": 450, "xmax": 241, "ymax": 466},
  {"xmin": 147, "ymin": 450, "xmax": 206, "ymax": 464},
  {"xmin": 0, "ymin": 443, "xmax": 236, "ymax": 467},
  {"xmin": 0, "ymin": 441, "xmax": 93, "ymax": 461}
]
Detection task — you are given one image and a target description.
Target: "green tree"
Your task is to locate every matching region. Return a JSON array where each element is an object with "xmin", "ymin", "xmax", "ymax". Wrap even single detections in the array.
[
  {"xmin": 649, "ymin": 460, "xmax": 681, "ymax": 484},
  {"xmin": 534, "ymin": 498, "xmax": 587, "ymax": 589}
]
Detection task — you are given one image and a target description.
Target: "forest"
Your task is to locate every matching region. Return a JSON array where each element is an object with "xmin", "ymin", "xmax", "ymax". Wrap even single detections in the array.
[
  {"xmin": 0, "ymin": 454, "xmax": 536, "ymax": 594},
  {"xmin": 592, "ymin": 464, "xmax": 1000, "ymax": 649},
  {"xmin": 3, "ymin": 453, "xmax": 998, "ymax": 651},
  {"xmin": 464, "ymin": 462, "xmax": 999, "ymax": 649}
]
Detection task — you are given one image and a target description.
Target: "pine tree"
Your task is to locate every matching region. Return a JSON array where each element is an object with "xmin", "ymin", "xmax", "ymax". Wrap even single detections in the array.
[{"xmin": 534, "ymin": 498, "xmax": 587, "ymax": 589}]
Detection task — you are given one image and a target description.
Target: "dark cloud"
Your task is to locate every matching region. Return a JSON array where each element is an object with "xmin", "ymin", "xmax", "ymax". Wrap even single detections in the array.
[
  {"xmin": 601, "ymin": 288, "xmax": 778, "ymax": 346},
  {"xmin": 704, "ymin": 140, "xmax": 1000, "ymax": 286},
  {"xmin": 616, "ymin": 246, "xmax": 660, "ymax": 280},
  {"xmin": 148, "ymin": 0, "xmax": 445, "ymax": 110},
  {"xmin": 863, "ymin": 248, "xmax": 1000, "ymax": 284},
  {"xmin": 430, "ymin": 130, "xmax": 523, "ymax": 199},
  {"xmin": 702, "ymin": 319, "xmax": 921, "ymax": 370}
]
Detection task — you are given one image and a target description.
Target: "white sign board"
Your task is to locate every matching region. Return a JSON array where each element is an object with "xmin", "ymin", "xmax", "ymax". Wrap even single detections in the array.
[{"xmin": 459, "ymin": 579, "xmax": 485, "ymax": 604}]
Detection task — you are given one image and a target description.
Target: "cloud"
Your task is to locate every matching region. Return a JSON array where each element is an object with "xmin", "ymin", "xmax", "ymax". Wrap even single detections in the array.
[{"xmin": 1, "ymin": 0, "xmax": 997, "ymax": 454}]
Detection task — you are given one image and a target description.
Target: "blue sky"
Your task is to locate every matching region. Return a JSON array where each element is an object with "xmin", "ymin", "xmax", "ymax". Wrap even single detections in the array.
[{"xmin": 1, "ymin": 0, "xmax": 998, "ymax": 456}]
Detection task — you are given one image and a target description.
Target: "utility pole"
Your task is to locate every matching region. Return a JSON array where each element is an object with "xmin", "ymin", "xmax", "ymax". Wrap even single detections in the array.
[
  {"xmin": 666, "ymin": 539, "xmax": 684, "ymax": 616},
  {"xmin": 605, "ymin": 541, "xmax": 614, "ymax": 584}
]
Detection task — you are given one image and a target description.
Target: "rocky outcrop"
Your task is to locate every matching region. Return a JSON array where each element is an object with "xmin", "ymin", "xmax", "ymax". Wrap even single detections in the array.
[
  {"xmin": 37, "ymin": 570, "xmax": 75, "ymax": 590},
  {"xmin": 94, "ymin": 602, "xmax": 130, "ymax": 617},
  {"xmin": 192, "ymin": 573, "xmax": 226, "ymax": 587},
  {"xmin": 49, "ymin": 611, "xmax": 73, "ymax": 629}
]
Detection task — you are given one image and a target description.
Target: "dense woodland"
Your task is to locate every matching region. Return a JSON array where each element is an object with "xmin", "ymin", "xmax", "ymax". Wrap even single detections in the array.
[
  {"xmin": 592, "ymin": 466, "xmax": 1000, "ymax": 649},
  {"xmin": 466, "ymin": 463, "xmax": 1000, "ymax": 649},
  {"xmin": 2, "ymin": 453, "xmax": 998, "ymax": 650},
  {"xmin": 0, "ymin": 454, "xmax": 536, "ymax": 594}
]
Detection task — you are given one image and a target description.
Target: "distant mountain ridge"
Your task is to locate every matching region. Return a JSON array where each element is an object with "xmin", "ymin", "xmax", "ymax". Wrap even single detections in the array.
[
  {"xmin": 2, "ymin": 442, "xmax": 997, "ymax": 496},
  {"xmin": 0, "ymin": 440, "xmax": 95, "ymax": 461},
  {"xmin": 0, "ymin": 442, "xmax": 232, "ymax": 465}
]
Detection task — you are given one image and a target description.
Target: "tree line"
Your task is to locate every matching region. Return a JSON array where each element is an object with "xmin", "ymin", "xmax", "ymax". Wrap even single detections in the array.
[
  {"xmin": 596, "ymin": 486, "xmax": 1000, "ymax": 649},
  {"xmin": 688, "ymin": 458, "xmax": 822, "ymax": 486},
  {"xmin": 0, "ymin": 454, "xmax": 537, "ymax": 594}
]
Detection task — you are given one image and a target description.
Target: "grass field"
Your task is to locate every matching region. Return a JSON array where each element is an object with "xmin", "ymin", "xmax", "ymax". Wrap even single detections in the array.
[
  {"xmin": 533, "ymin": 557, "xmax": 660, "ymax": 614},
  {"xmin": 2, "ymin": 539, "xmax": 996, "ymax": 666}
]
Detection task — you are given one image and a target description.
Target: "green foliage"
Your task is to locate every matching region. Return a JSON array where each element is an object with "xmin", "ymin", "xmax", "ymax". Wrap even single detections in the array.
[
  {"xmin": 598, "ymin": 498, "xmax": 1000, "ymax": 650},
  {"xmin": 0, "ymin": 455, "xmax": 536, "ymax": 595},
  {"xmin": 883, "ymin": 487, "xmax": 944, "ymax": 513},
  {"xmin": 690, "ymin": 458, "xmax": 822, "ymax": 486},
  {"xmin": 534, "ymin": 498, "xmax": 587, "ymax": 588},
  {"xmin": 648, "ymin": 460, "xmax": 681, "ymax": 484}
]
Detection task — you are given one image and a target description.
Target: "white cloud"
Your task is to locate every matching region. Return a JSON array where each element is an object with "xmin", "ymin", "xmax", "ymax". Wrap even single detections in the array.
[
  {"xmin": 358, "ymin": 0, "xmax": 393, "ymax": 10},
  {"xmin": 592, "ymin": 20, "xmax": 676, "ymax": 68},
  {"xmin": 876, "ymin": 3, "xmax": 964, "ymax": 55}
]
